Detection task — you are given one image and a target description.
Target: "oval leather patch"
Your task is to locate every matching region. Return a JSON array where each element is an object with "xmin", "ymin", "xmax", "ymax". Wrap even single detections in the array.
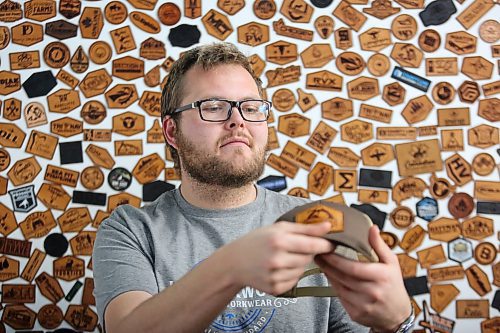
[{"xmin": 130, "ymin": 11, "xmax": 160, "ymax": 34}]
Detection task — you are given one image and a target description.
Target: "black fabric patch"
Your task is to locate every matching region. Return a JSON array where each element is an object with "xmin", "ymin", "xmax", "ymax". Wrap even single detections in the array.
[
  {"xmin": 404, "ymin": 276, "xmax": 429, "ymax": 296},
  {"xmin": 22, "ymin": 70, "xmax": 57, "ymax": 98},
  {"xmin": 143, "ymin": 180, "xmax": 175, "ymax": 202},
  {"xmin": 257, "ymin": 175, "xmax": 287, "ymax": 192},
  {"xmin": 350, "ymin": 203, "xmax": 386, "ymax": 229},
  {"xmin": 44, "ymin": 233, "xmax": 69, "ymax": 257},
  {"xmin": 493, "ymin": 290, "xmax": 500, "ymax": 311},
  {"xmin": 358, "ymin": 168, "xmax": 392, "ymax": 189},
  {"xmin": 168, "ymin": 24, "xmax": 201, "ymax": 47},
  {"xmin": 72, "ymin": 190, "xmax": 106, "ymax": 206},
  {"xmin": 419, "ymin": 0, "xmax": 456, "ymax": 26},
  {"xmin": 477, "ymin": 201, "xmax": 500, "ymax": 214},
  {"xmin": 59, "ymin": 141, "xmax": 83, "ymax": 164},
  {"xmin": 311, "ymin": 0, "xmax": 333, "ymax": 7}
]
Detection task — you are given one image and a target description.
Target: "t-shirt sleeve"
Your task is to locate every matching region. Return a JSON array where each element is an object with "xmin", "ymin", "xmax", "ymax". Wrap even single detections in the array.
[
  {"xmin": 328, "ymin": 298, "xmax": 370, "ymax": 333},
  {"xmin": 93, "ymin": 205, "xmax": 158, "ymax": 326}
]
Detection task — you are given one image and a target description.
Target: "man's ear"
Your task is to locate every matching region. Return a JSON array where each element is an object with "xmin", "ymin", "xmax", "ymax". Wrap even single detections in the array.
[{"xmin": 162, "ymin": 117, "xmax": 178, "ymax": 149}]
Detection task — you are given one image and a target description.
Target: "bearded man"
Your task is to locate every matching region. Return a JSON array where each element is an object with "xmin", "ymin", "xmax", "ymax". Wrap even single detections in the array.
[{"xmin": 94, "ymin": 43, "xmax": 414, "ymax": 333}]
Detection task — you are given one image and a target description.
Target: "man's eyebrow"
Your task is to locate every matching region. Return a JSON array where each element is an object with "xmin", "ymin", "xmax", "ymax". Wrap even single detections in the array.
[{"xmin": 199, "ymin": 95, "xmax": 262, "ymax": 100}]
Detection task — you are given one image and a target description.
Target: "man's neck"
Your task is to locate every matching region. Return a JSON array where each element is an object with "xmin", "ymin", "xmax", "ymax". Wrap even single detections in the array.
[{"xmin": 179, "ymin": 176, "xmax": 257, "ymax": 210}]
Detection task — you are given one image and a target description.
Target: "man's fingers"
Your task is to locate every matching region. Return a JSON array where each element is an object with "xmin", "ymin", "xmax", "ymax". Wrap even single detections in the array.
[
  {"xmin": 319, "ymin": 261, "xmax": 378, "ymax": 297},
  {"xmin": 272, "ymin": 221, "xmax": 334, "ymax": 254},
  {"xmin": 369, "ymin": 225, "xmax": 396, "ymax": 265},
  {"xmin": 281, "ymin": 233, "xmax": 334, "ymax": 254},
  {"xmin": 316, "ymin": 253, "xmax": 375, "ymax": 281},
  {"xmin": 270, "ymin": 267, "xmax": 306, "ymax": 283},
  {"xmin": 276, "ymin": 220, "xmax": 333, "ymax": 236},
  {"xmin": 271, "ymin": 253, "xmax": 314, "ymax": 269},
  {"xmin": 315, "ymin": 255, "xmax": 358, "ymax": 287}
]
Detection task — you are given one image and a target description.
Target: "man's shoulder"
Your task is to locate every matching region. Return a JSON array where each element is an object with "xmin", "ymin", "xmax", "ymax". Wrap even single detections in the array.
[
  {"xmin": 259, "ymin": 185, "xmax": 312, "ymax": 215},
  {"xmin": 101, "ymin": 189, "xmax": 177, "ymax": 229}
]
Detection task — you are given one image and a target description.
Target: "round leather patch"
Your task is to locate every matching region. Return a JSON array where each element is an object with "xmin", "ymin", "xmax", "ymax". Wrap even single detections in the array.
[
  {"xmin": 38, "ymin": 304, "xmax": 63, "ymax": 329},
  {"xmin": 472, "ymin": 153, "xmax": 496, "ymax": 176},
  {"xmin": 253, "ymin": 0, "xmax": 276, "ymax": 20},
  {"xmin": 474, "ymin": 242, "xmax": 497, "ymax": 265},
  {"xmin": 89, "ymin": 41, "xmax": 112, "ymax": 65},
  {"xmin": 43, "ymin": 41, "xmax": 70, "ymax": 68},
  {"xmin": 418, "ymin": 29, "xmax": 441, "ymax": 53},
  {"xmin": 105, "ymin": 1, "xmax": 128, "ymax": 25},
  {"xmin": 158, "ymin": 2, "xmax": 181, "ymax": 26},
  {"xmin": 432, "ymin": 82, "xmax": 455, "ymax": 105},
  {"xmin": 367, "ymin": 53, "xmax": 390, "ymax": 77},
  {"xmin": 448, "ymin": 192, "xmax": 474, "ymax": 219},
  {"xmin": 479, "ymin": 19, "xmax": 500, "ymax": 43},
  {"xmin": 81, "ymin": 166, "xmax": 105, "ymax": 190},
  {"xmin": 81, "ymin": 100, "xmax": 106, "ymax": 125},
  {"xmin": 0, "ymin": 147, "xmax": 11, "ymax": 171}
]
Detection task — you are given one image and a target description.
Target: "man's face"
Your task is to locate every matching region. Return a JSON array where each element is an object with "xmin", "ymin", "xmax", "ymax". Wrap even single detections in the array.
[{"xmin": 174, "ymin": 64, "xmax": 269, "ymax": 188}]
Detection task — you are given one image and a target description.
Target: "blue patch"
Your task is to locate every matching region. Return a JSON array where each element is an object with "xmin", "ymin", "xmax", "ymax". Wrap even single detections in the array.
[
  {"xmin": 416, "ymin": 197, "xmax": 439, "ymax": 221},
  {"xmin": 391, "ymin": 66, "xmax": 431, "ymax": 92}
]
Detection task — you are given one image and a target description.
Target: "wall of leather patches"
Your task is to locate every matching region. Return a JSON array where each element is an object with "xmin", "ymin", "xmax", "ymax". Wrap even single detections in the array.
[{"xmin": 0, "ymin": 0, "xmax": 498, "ymax": 331}]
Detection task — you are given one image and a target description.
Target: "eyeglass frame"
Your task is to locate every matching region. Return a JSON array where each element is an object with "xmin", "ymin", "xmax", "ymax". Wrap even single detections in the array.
[{"xmin": 171, "ymin": 98, "xmax": 272, "ymax": 122}]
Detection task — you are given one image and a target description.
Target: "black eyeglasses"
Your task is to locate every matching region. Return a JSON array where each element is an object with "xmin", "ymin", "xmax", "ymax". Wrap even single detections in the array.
[{"xmin": 172, "ymin": 98, "xmax": 272, "ymax": 122}]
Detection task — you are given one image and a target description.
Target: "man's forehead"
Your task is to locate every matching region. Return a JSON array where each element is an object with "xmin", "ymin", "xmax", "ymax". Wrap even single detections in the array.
[{"xmin": 181, "ymin": 64, "xmax": 260, "ymax": 100}]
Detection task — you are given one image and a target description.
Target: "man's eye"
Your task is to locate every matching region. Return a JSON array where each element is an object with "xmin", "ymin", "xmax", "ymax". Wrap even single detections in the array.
[
  {"xmin": 243, "ymin": 107, "xmax": 259, "ymax": 113},
  {"xmin": 203, "ymin": 104, "xmax": 225, "ymax": 112}
]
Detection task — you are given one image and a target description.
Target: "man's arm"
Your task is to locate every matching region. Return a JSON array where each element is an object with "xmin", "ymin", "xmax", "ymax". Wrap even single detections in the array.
[
  {"xmin": 105, "ymin": 248, "xmax": 242, "ymax": 333},
  {"xmin": 102, "ymin": 222, "xmax": 334, "ymax": 333}
]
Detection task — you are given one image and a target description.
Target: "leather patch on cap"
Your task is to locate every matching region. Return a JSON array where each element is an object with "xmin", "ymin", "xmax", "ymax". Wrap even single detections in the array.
[{"xmin": 295, "ymin": 203, "xmax": 344, "ymax": 233}]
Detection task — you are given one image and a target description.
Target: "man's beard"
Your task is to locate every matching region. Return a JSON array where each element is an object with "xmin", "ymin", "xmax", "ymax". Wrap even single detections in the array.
[{"xmin": 176, "ymin": 131, "xmax": 266, "ymax": 188}]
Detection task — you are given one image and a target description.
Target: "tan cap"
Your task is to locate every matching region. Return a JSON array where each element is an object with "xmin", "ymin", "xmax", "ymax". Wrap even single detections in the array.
[{"xmin": 276, "ymin": 201, "xmax": 379, "ymax": 297}]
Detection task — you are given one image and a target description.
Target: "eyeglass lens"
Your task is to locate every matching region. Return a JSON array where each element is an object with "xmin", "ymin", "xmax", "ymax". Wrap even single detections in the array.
[{"xmin": 199, "ymin": 100, "xmax": 268, "ymax": 122}]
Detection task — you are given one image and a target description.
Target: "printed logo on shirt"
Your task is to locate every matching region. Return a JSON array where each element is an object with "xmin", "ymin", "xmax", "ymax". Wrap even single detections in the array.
[
  {"xmin": 204, "ymin": 287, "xmax": 298, "ymax": 333},
  {"xmin": 175, "ymin": 261, "xmax": 298, "ymax": 333}
]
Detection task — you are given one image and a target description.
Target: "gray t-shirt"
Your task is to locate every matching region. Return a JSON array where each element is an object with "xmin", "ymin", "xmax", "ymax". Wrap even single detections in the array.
[{"xmin": 93, "ymin": 185, "xmax": 369, "ymax": 332}]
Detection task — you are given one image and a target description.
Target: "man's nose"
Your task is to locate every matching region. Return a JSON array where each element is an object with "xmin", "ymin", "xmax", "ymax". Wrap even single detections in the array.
[{"xmin": 225, "ymin": 106, "xmax": 245, "ymax": 129}]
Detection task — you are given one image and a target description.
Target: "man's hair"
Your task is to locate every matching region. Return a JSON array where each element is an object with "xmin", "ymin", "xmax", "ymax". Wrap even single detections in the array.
[{"xmin": 161, "ymin": 42, "xmax": 264, "ymax": 169}]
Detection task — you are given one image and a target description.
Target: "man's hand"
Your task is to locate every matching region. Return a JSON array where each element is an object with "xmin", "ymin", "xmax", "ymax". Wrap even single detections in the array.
[
  {"xmin": 223, "ymin": 221, "xmax": 334, "ymax": 296},
  {"xmin": 314, "ymin": 225, "xmax": 412, "ymax": 333}
]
